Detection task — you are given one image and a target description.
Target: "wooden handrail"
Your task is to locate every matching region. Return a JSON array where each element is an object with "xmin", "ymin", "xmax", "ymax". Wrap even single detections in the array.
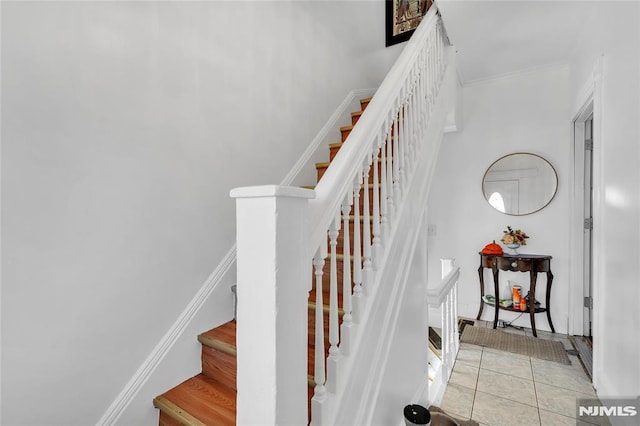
[
  {"xmin": 307, "ymin": 7, "xmax": 442, "ymax": 256},
  {"xmin": 427, "ymin": 266, "xmax": 460, "ymax": 307}
]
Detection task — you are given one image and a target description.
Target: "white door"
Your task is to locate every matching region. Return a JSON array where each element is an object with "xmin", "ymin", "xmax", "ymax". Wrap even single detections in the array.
[{"xmin": 583, "ymin": 116, "xmax": 594, "ymax": 337}]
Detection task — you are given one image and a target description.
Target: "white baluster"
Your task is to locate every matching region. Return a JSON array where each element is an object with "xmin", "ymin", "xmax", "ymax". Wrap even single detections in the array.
[
  {"xmin": 393, "ymin": 103, "xmax": 401, "ymax": 202},
  {"xmin": 407, "ymin": 95, "xmax": 413, "ymax": 170},
  {"xmin": 404, "ymin": 94, "xmax": 411, "ymax": 178},
  {"xmin": 386, "ymin": 121, "xmax": 396, "ymax": 223},
  {"xmin": 407, "ymin": 82, "xmax": 415, "ymax": 170},
  {"xmin": 362, "ymin": 159, "xmax": 372, "ymax": 294},
  {"xmin": 445, "ymin": 293, "xmax": 451, "ymax": 372},
  {"xmin": 430, "ymin": 42, "xmax": 436, "ymax": 114},
  {"xmin": 439, "ymin": 23, "xmax": 445, "ymax": 78},
  {"xmin": 450, "ymin": 292, "xmax": 456, "ymax": 365},
  {"xmin": 341, "ymin": 197, "xmax": 353, "ymax": 355},
  {"xmin": 397, "ymin": 97, "xmax": 406, "ymax": 198},
  {"xmin": 453, "ymin": 282, "xmax": 459, "ymax": 355},
  {"xmin": 412, "ymin": 73, "xmax": 418, "ymax": 160},
  {"xmin": 440, "ymin": 302, "xmax": 448, "ymax": 385},
  {"xmin": 424, "ymin": 54, "xmax": 429, "ymax": 128},
  {"xmin": 402, "ymin": 99, "xmax": 409, "ymax": 177},
  {"xmin": 328, "ymin": 215, "xmax": 340, "ymax": 357},
  {"xmin": 313, "ymin": 250, "xmax": 326, "ymax": 398},
  {"xmin": 411, "ymin": 78, "xmax": 419, "ymax": 158},
  {"xmin": 419, "ymin": 52, "xmax": 426, "ymax": 138},
  {"xmin": 380, "ymin": 126, "xmax": 390, "ymax": 240},
  {"xmin": 425, "ymin": 44, "xmax": 431, "ymax": 117},
  {"xmin": 327, "ymin": 214, "xmax": 340, "ymax": 393},
  {"xmin": 430, "ymin": 35, "xmax": 436, "ymax": 111},
  {"xmin": 372, "ymin": 135, "xmax": 382, "ymax": 268},
  {"xmin": 352, "ymin": 175, "xmax": 363, "ymax": 313},
  {"xmin": 437, "ymin": 32, "xmax": 443, "ymax": 84}
]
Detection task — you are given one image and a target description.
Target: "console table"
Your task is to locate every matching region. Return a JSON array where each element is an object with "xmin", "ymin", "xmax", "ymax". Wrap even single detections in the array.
[{"xmin": 477, "ymin": 253, "xmax": 555, "ymax": 337}]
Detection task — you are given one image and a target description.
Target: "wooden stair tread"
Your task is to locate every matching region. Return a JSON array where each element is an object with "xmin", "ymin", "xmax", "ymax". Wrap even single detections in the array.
[
  {"xmin": 155, "ymin": 396, "xmax": 206, "ymax": 426},
  {"xmin": 340, "ymin": 125, "xmax": 354, "ymax": 132},
  {"xmin": 360, "ymin": 96, "xmax": 373, "ymax": 103},
  {"xmin": 198, "ymin": 321, "xmax": 236, "ymax": 355},
  {"xmin": 156, "ymin": 374, "xmax": 236, "ymax": 426},
  {"xmin": 351, "ymin": 111, "xmax": 363, "ymax": 117}
]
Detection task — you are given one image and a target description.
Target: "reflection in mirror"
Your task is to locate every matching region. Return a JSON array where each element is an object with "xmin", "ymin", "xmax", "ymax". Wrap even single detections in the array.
[{"xmin": 482, "ymin": 153, "xmax": 558, "ymax": 215}]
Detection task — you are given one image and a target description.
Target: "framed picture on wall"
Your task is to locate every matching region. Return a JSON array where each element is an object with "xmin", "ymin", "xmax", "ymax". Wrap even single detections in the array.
[{"xmin": 385, "ymin": 0, "xmax": 434, "ymax": 47}]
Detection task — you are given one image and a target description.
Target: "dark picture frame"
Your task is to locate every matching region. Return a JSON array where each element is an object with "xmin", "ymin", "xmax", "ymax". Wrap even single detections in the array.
[{"xmin": 385, "ymin": 0, "xmax": 434, "ymax": 47}]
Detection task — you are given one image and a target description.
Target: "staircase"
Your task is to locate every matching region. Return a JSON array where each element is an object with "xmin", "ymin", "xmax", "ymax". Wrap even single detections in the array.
[
  {"xmin": 153, "ymin": 98, "xmax": 375, "ymax": 425},
  {"xmin": 153, "ymin": 6, "xmax": 455, "ymax": 424}
]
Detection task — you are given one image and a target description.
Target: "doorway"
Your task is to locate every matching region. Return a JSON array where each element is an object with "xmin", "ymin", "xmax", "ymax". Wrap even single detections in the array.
[
  {"xmin": 571, "ymin": 103, "xmax": 595, "ymax": 380},
  {"xmin": 583, "ymin": 115, "xmax": 594, "ymax": 340}
]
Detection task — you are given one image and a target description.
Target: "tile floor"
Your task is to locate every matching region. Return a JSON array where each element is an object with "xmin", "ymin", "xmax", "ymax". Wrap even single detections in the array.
[{"xmin": 440, "ymin": 319, "xmax": 609, "ymax": 426}]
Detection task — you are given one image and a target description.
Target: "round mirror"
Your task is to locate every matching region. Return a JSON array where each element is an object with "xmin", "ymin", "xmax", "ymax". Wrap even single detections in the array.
[{"xmin": 482, "ymin": 153, "xmax": 558, "ymax": 216}]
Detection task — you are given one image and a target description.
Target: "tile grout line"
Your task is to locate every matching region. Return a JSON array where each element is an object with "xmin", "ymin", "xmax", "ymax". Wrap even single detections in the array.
[
  {"xmin": 469, "ymin": 347, "xmax": 485, "ymax": 422},
  {"xmin": 475, "ymin": 363, "xmax": 543, "ymax": 410},
  {"xmin": 530, "ymin": 355, "xmax": 543, "ymax": 425}
]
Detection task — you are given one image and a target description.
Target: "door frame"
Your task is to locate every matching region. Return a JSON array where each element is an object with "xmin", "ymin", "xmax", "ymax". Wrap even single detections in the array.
[
  {"xmin": 569, "ymin": 57, "xmax": 603, "ymax": 388},
  {"xmin": 570, "ymin": 101, "xmax": 593, "ymax": 336}
]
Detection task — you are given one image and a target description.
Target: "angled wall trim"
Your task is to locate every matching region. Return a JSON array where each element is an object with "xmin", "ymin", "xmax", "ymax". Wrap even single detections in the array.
[
  {"xmin": 96, "ymin": 246, "xmax": 236, "ymax": 425},
  {"xmin": 281, "ymin": 88, "xmax": 376, "ymax": 186}
]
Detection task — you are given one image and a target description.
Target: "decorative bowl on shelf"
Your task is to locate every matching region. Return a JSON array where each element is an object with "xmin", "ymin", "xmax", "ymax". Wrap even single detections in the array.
[{"xmin": 506, "ymin": 243, "xmax": 521, "ymax": 255}]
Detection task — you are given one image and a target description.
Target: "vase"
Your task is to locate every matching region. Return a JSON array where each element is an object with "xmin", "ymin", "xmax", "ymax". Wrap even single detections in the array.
[{"xmin": 506, "ymin": 243, "xmax": 521, "ymax": 255}]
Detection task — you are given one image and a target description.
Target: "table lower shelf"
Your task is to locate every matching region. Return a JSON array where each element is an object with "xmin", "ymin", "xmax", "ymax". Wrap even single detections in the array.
[{"xmin": 483, "ymin": 301, "xmax": 547, "ymax": 314}]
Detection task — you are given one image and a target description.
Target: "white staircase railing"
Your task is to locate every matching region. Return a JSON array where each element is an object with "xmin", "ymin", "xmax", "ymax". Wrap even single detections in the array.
[
  {"xmin": 231, "ymin": 7, "xmax": 453, "ymax": 425},
  {"xmin": 427, "ymin": 259, "xmax": 461, "ymax": 404}
]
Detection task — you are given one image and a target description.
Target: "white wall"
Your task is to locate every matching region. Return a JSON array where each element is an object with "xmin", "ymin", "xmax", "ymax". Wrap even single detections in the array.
[
  {"xmin": 567, "ymin": 1, "xmax": 640, "ymax": 399},
  {"xmin": 0, "ymin": 1, "xmax": 403, "ymax": 424},
  {"xmin": 430, "ymin": 0, "xmax": 640, "ymax": 401},
  {"xmin": 427, "ymin": 65, "xmax": 571, "ymax": 333}
]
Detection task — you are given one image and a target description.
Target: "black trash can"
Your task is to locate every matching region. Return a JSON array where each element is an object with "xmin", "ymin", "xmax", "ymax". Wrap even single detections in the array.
[{"xmin": 404, "ymin": 404, "xmax": 431, "ymax": 425}]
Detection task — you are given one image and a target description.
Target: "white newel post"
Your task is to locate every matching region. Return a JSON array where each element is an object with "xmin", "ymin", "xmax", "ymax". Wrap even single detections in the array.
[{"xmin": 230, "ymin": 185, "xmax": 314, "ymax": 426}]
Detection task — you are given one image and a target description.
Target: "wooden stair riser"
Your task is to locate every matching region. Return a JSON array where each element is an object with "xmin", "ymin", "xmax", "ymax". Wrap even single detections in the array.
[
  {"xmin": 158, "ymin": 411, "xmax": 185, "ymax": 426},
  {"xmin": 360, "ymin": 97, "xmax": 372, "ymax": 111},
  {"xmin": 329, "ymin": 143, "xmax": 342, "ymax": 161},
  {"xmin": 351, "ymin": 111, "xmax": 362, "ymax": 126},
  {"xmin": 341, "ymin": 128, "xmax": 351, "ymax": 142},
  {"xmin": 201, "ymin": 346, "xmax": 237, "ymax": 391}
]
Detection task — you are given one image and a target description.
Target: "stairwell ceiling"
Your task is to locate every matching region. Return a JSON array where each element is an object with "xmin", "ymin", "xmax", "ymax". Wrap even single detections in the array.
[{"xmin": 437, "ymin": 0, "xmax": 595, "ymax": 84}]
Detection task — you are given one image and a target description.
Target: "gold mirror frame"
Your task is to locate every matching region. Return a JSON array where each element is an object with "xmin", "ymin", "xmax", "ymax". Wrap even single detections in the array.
[{"xmin": 482, "ymin": 152, "xmax": 558, "ymax": 216}]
